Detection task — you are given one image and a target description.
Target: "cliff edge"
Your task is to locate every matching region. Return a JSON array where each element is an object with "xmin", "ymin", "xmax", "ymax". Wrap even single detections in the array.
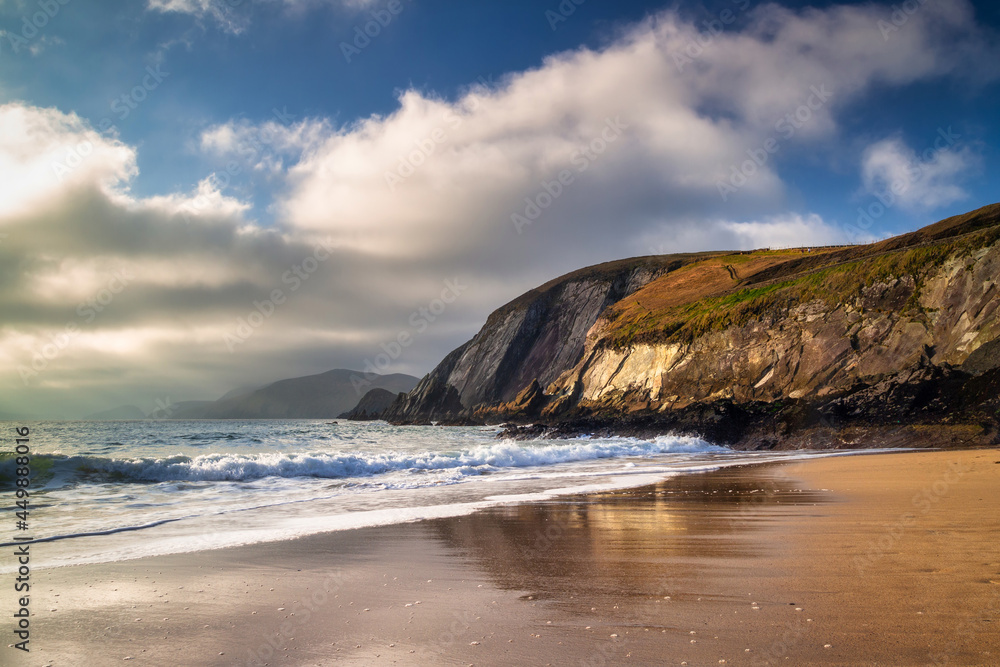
[{"xmin": 387, "ymin": 204, "xmax": 1000, "ymax": 449}]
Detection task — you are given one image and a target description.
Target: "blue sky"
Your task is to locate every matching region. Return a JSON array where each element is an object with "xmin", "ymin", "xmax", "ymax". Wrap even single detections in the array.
[
  {"xmin": 5, "ymin": 0, "xmax": 997, "ymax": 232},
  {"xmin": 5, "ymin": 0, "xmax": 682, "ymax": 203},
  {"xmin": 1, "ymin": 0, "xmax": 998, "ymax": 417}
]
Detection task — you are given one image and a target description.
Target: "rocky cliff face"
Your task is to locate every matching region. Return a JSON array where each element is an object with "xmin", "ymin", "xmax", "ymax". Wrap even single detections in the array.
[
  {"xmin": 388, "ymin": 204, "xmax": 1000, "ymax": 448},
  {"xmin": 383, "ymin": 254, "xmax": 720, "ymax": 423},
  {"xmin": 553, "ymin": 244, "xmax": 999, "ymax": 413},
  {"xmin": 339, "ymin": 387, "xmax": 400, "ymax": 420}
]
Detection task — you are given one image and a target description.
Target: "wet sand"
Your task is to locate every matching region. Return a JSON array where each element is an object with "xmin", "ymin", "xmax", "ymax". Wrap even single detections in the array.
[{"xmin": 12, "ymin": 449, "xmax": 1000, "ymax": 666}]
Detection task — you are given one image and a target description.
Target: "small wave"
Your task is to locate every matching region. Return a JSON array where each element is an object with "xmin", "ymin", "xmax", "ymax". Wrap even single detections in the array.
[
  {"xmin": 178, "ymin": 432, "xmax": 243, "ymax": 441},
  {"xmin": 5, "ymin": 435, "xmax": 720, "ymax": 484}
]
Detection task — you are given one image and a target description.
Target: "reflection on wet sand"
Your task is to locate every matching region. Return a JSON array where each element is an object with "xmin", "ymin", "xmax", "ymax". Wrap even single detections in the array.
[{"xmin": 427, "ymin": 464, "xmax": 830, "ymax": 613}]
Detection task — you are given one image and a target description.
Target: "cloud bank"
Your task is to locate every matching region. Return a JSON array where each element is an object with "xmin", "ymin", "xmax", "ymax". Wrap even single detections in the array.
[{"xmin": 2, "ymin": 1, "xmax": 996, "ymax": 416}]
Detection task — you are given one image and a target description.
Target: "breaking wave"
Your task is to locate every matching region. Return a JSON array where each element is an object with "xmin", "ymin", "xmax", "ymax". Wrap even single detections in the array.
[{"xmin": 14, "ymin": 435, "xmax": 721, "ymax": 485}]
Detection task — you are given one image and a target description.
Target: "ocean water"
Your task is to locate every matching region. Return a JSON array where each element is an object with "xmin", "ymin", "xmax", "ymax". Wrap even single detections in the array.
[{"xmin": 0, "ymin": 420, "xmax": 857, "ymax": 572}]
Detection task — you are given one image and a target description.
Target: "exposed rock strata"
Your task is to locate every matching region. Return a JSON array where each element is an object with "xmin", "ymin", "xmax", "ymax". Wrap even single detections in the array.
[
  {"xmin": 387, "ymin": 204, "xmax": 1000, "ymax": 449},
  {"xmin": 383, "ymin": 254, "xmax": 721, "ymax": 422}
]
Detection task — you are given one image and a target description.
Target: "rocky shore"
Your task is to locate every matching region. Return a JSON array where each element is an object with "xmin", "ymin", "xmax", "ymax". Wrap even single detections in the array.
[{"xmin": 380, "ymin": 204, "xmax": 1000, "ymax": 449}]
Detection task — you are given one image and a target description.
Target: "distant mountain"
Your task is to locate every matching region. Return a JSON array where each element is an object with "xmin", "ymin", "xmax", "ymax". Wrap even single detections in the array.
[
  {"xmin": 217, "ymin": 384, "xmax": 265, "ymax": 402},
  {"xmin": 170, "ymin": 369, "xmax": 419, "ymax": 419},
  {"xmin": 339, "ymin": 387, "xmax": 400, "ymax": 420},
  {"xmin": 152, "ymin": 400, "xmax": 213, "ymax": 419},
  {"xmin": 84, "ymin": 405, "xmax": 146, "ymax": 420}
]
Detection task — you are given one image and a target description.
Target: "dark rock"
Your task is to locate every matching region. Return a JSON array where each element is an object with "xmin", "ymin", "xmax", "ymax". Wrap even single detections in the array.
[
  {"xmin": 339, "ymin": 388, "xmax": 400, "ymax": 420},
  {"xmin": 393, "ymin": 204, "xmax": 1000, "ymax": 449}
]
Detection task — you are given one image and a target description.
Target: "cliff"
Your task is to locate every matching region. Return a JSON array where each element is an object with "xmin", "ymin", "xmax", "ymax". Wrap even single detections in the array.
[
  {"xmin": 387, "ymin": 204, "xmax": 1000, "ymax": 449},
  {"xmin": 382, "ymin": 253, "xmax": 722, "ymax": 423},
  {"xmin": 339, "ymin": 387, "xmax": 400, "ymax": 420}
]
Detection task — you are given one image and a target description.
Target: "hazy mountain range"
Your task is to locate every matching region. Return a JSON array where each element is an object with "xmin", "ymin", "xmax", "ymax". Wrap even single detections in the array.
[{"xmin": 84, "ymin": 369, "xmax": 418, "ymax": 420}]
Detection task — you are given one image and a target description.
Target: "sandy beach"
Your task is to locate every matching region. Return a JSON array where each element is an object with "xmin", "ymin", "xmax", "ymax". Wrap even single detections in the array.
[{"xmin": 10, "ymin": 448, "xmax": 1000, "ymax": 666}]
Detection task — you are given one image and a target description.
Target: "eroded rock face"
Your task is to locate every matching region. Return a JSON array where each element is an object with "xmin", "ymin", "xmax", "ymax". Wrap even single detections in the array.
[
  {"xmin": 550, "ymin": 244, "xmax": 1000, "ymax": 414},
  {"xmin": 386, "ymin": 204, "xmax": 1000, "ymax": 447},
  {"xmin": 384, "ymin": 255, "xmax": 715, "ymax": 422},
  {"xmin": 475, "ymin": 378, "xmax": 546, "ymax": 420}
]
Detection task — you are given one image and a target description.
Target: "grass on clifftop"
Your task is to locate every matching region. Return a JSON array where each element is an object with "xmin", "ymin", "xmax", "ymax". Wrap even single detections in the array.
[{"xmin": 600, "ymin": 220, "xmax": 1000, "ymax": 349}]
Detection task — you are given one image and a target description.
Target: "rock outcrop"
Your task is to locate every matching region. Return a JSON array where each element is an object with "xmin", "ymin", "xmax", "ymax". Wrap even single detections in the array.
[
  {"xmin": 339, "ymin": 388, "xmax": 401, "ymax": 420},
  {"xmin": 387, "ymin": 204, "xmax": 1000, "ymax": 448},
  {"xmin": 382, "ymin": 254, "xmax": 721, "ymax": 422}
]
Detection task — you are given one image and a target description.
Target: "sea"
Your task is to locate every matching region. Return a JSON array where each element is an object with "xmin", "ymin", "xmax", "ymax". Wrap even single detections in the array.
[{"xmin": 0, "ymin": 420, "xmax": 861, "ymax": 572}]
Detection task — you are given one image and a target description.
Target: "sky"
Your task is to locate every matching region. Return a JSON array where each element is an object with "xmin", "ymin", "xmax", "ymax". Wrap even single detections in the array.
[{"xmin": 0, "ymin": 0, "xmax": 998, "ymax": 418}]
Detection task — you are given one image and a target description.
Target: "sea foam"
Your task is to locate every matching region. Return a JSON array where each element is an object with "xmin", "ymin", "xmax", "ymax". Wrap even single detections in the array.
[{"xmin": 28, "ymin": 434, "xmax": 720, "ymax": 484}]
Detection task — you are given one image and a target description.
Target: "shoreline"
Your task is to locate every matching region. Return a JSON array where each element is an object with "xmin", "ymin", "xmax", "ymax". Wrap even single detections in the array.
[
  {"xmin": 3, "ymin": 446, "xmax": 861, "ymax": 574},
  {"xmin": 491, "ymin": 412, "xmax": 999, "ymax": 451},
  {"xmin": 8, "ymin": 448, "xmax": 999, "ymax": 666}
]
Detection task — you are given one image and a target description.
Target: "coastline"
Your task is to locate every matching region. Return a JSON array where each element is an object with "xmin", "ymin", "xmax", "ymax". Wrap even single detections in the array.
[
  {"xmin": 9, "ymin": 448, "xmax": 999, "ymax": 666},
  {"xmin": 489, "ymin": 399, "xmax": 1000, "ymax": 450}
]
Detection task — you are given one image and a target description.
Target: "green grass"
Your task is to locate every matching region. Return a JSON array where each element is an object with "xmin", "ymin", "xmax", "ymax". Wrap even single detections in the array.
[{"xmin": 600, "ymin": 227, "xmax": 999, "ymax": 349}]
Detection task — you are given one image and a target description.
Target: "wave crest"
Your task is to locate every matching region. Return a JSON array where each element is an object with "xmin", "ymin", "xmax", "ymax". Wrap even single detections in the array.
[{"xmin": 20, "ymin": 435, "xmax": 720, "ymax": 484}]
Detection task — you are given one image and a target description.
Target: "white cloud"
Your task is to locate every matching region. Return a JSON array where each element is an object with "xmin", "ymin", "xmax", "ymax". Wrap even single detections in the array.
[
  {"xmin": 200, "ymin": 117, "xmax": 332, "ymax": 173},
  {"xmin": 0, "ymin": 103, "xmax": 136, "ymax": 219},
  {"xmin": 638, "ymin": 213, "xmax": 846, "ymax": 254},
  {"xmin": 0, "ymin": 102, "xmax": 483, "ymax": 416},
  {"xmin": 140, "ymin": 176, "xmax": 252, "ymax": 220},
  {"xmin": 146, "ymin": 0, "xmax": 251, "ymax": 33},
  {"xmin": 256, "ymin": 0, "xmax": 995, "ymax": 264},
  {"xmin": 26, "ymin": 34, "xmax": 65, "ymax": 56},
  {"xmin": 146, "ymin": 0, "xmax": 376, "ymax": 32},
  {"xmin": 0, "ymin": 103, "xmax": 282, "ymax": 408},
  {"xmin": 861, "ymin": 136, "xmax": 978, "ymax": 211},
  {"xmin": 149, "ymin": 0, "xmax": 215, "ymax": 10},
  {"xmin": 720, "ymin": 213, "xmax": 846, "ymax": 249},
  {"xmin": 5, "ymin": 1, "xmax": 999, "ymax": 416}
]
